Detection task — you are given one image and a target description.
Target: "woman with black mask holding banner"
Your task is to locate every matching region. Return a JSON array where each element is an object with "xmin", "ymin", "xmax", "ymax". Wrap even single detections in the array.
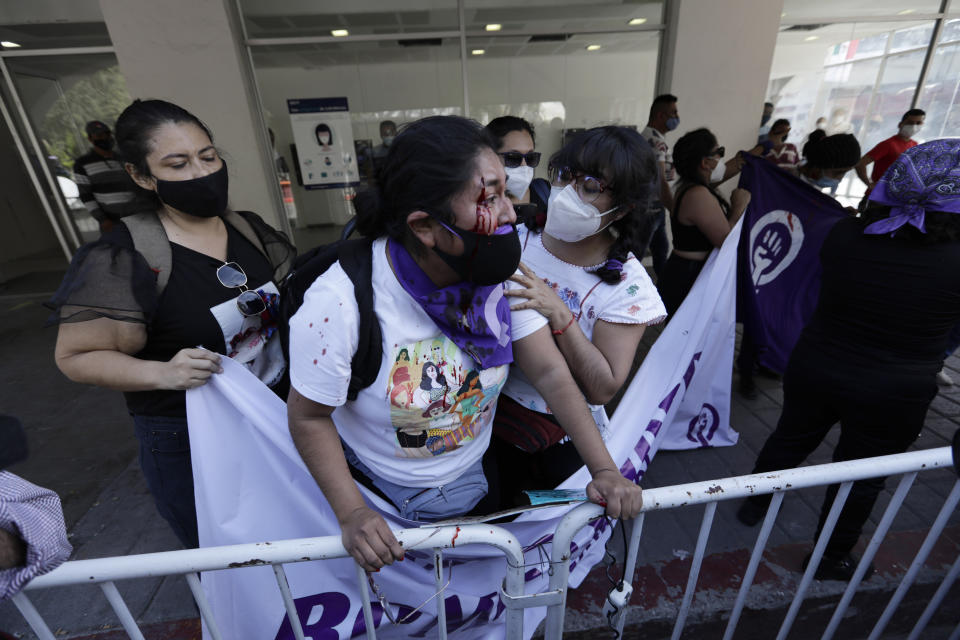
[
  {"xmin": 287, "ymin": 116, "xmax": 641, "ymax": 572},
  {"xmin": 48, "ymin": 99, "xmax": 294, "ymax": 549}
]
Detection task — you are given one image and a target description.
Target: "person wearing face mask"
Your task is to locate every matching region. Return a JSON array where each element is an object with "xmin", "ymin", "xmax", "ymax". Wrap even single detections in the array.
[
  {"xmin": 752, "ymin": 118, "xmax": 800, "ymax": 174},
  {"xmin": 72, "ymin": 120, "xmax": 138, "ymax": 233},
  {"xmin": 757, "ymin": 101, "xmax": 775, "ymax": 143},
  {"xmin": 642, "ymin": 94, "xmax": 680, "ymax": 281},
  {"xmin": 855, "ymin": 108, "xmax": 926, "ymax": 201},
  {"xmin": 798, "ymin": 133, "xmax": 861, "ymax": 196},
  {"xmin": 484, "ymin": 116, "xmax": 549, "ymax": 227},
  {"xmin": 287, "ymin": 116, "xmax": 643, "ymax": 572},
  {"xmin": 657, "ymin": 128, "xmax": 751, "ymax": 317},
  {"xmin": 47, "ymin": 99, "xmax": 295, "ymax": 549},
  {"xmin": 492, "ymin": 126, "xmax": 665, "ymax": 502}
]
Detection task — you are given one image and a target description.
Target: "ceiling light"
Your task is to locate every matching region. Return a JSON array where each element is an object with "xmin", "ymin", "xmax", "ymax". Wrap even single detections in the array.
[
  {"xmin": 781, "ymin": 12, "xmax": 787, "ymax": 18},
  {"xmin": 898, "ymin": 8, "xmax": 915, "ymax": 14},
  {"xmin": 586, "ymin": 44, "xmax": 602, "ymax": 51},
  {"xmin": 331, "ymin": 29, "xmax": 349, "ymax": 37},
  {"xmin": 485, "ymin": 24, "xmax": 502, "ymax": 32},
  {"xmin": 1, "ymin": 41, "xmax": 21, "ymax": 48},
  {"xmin": 472, "ymin": 49, "xmax": 485, "ymax": 55},
  {"xmin": 628, "ymin": 18, "xmax": 647, "ymax": 25},
  {"xmin": 804, "ymin": 35, "xmax": 819, "ymax": 41}
]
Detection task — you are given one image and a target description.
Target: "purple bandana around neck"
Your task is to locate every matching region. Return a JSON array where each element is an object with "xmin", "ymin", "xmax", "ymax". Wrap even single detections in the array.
[
  {"xmin": 864, "ymin": 139, "xmax": 960, "ymax": 236},
  {"xmin": 388, "ymin": 239, "xmax": 513, "ymax": 369}
]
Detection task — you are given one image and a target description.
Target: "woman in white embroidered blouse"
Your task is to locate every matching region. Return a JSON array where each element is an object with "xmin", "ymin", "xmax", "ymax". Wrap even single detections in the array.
[{"xmin": 496, "ymin": 126, "xmax": 668, "ymax": 502}]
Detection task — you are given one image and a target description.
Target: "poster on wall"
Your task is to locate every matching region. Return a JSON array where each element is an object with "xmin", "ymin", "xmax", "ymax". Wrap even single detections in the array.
[{"xmin": 287, "ymin": 97, "xmax": 360, "ymax": 190}]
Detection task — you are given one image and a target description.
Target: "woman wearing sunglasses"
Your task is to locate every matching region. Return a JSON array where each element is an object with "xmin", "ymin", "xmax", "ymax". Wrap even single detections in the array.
[
  {"xmin": 48, "ymin": 99, "xmax": 294, "ymax": 549},
  {"xmin": 484, "ymin": 116, "xmax": 552, "ymax": 225},
  {"xmin": 287, "ymin": 116, "xmax": 642, "ymax": 571},
  {"xmin": 493, "ymin": 126, "xmax": 667, "ymax": 503},
  {"xmin": 657, "ymin": 127, "xmax": 751, "ymax": 317}
]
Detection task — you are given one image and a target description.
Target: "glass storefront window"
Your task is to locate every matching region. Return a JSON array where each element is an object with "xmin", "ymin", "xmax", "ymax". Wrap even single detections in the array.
[
  {"xmin": 5, "ymin": 54, "xmax": 132, "ymax": 240},
  {"xmin": 239, "ymin": 0, "xmax": 460, "ymax": 39},
  {"xmin": 0, "ymin": 0, "xmax": 110, "ymax": 50},
  {"xmin": 465, "ymin": 30, "xmax": 659, "ymax": 181},
  {"xmin": 918, "ymin": 43, "xmax": 960, "ymax": 140}
]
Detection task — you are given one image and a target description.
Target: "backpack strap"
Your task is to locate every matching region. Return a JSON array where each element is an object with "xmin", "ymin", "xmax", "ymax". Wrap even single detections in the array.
[
  {"xmin": 337, "ymin": 238, "xmax": 382, "ymax": 401},
  {"xmin": 122, "ymin": 212, "xmax": 172, "ymax": 297},
  {"xmin": 224, "ymin": 210, "xmax": 267, "ymax": 257}
]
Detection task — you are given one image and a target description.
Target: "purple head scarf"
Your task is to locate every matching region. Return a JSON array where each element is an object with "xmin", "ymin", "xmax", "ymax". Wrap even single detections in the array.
[{"xmin": 864, "ymin": 139, "xmax": 960, "ymax": 235}]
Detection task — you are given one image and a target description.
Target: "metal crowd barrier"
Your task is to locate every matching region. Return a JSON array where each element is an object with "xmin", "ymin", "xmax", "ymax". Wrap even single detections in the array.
[{"xmin": 9, "ymin": 446, "xmax": 959, "ymax": 639}]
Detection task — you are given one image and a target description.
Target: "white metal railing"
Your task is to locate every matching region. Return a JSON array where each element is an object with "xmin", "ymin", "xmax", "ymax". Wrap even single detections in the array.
[
  {"xmin": 9, "ymin": 446, "xmax": 959, "ymax": 640},
  {"xmin": 546, "ymin": 446, "xmax": 960, "ymax": 640}
]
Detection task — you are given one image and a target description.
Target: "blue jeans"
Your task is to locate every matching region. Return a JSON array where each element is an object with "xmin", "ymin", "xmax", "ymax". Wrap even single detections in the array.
[
  {"xmin": 342, "ymin": 443, "xmax": 488, "ymax": 522},
  {"xmin": 132, "ymin": 414, "xmax": 198, "ymax": 549},
  {"xmin": 647, "ymin": 206, "xmax": 669, "ymax": 281}
]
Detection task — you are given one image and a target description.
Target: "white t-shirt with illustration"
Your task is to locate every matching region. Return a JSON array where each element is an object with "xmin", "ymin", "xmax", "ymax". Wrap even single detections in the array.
[
  {"xmin": 289, "ymin": 238, "xmax": 546, "ymax": 488},
  {"xmin": 502, "ymin": 226, "xmax": 667, "ymax": 437}
]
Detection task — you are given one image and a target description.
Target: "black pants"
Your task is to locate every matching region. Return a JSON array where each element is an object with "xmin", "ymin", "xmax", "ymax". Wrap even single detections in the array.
[
  {"xmin": 657, "ymin": 253, "xmax": 706, "ymax": 318},
  {"xmin": 745, "ymin": 349, "xmax": 934, "ymax": 556}
]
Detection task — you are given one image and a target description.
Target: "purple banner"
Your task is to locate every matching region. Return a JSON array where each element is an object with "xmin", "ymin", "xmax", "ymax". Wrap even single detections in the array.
[{"xmin": 736, "ymin": 156, "xmax": 847, "ymax": 373}]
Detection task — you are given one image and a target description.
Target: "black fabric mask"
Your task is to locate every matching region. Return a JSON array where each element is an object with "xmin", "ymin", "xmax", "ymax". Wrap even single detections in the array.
[
  {"xmin": 92, "ymin": 137, "xmax": 114, "ymax": 151},
  {"xmin": 429, "ymin": 215, "xmax": 521, "ymax": 286},
  {"xmin": 156, "ymin": 162, "xmax": 229, "ymax": 218}
]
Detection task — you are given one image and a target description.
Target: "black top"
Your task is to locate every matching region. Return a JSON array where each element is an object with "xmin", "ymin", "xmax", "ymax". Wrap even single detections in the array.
[
  {"xmin": 47, "ymin": 210, "xmax": 295, "ymax": 418},
  {"xmin": 671, "ymin": 184, "xmax": 723, "ymax": 253},
  {"xmin": 797, "ymin": 217, "xmax": 960, "ymax": 383},
  {"xmin": 127, "ymin": 223, "xmax": 278, "ymax": 416}
]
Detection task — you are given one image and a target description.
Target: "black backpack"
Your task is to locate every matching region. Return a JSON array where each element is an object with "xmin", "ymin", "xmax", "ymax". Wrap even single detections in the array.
[{"xmin": 278, "ymin": 237, "xmax": 382, "ymax": 401}]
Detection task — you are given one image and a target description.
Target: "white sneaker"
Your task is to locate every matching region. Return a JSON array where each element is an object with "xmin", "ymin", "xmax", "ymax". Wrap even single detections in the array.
[{"xmin": 937, "ymin": 368, "xmax": 954, "ymax": 386}]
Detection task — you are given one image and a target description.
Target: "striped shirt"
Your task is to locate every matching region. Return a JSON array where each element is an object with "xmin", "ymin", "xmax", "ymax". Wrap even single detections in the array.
[
  {"xmin": 73, "ymin": 150, "xmax": 138, "ymax": 222},
  {"xmin": 0, "ymin": 472, "xmax": 72, "ymax": 599}
]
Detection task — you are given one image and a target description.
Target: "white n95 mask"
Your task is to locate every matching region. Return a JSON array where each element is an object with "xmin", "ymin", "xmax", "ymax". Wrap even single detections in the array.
[
  {"xmin": 505, "ymin": 165, "xmax": 534, "ymax": 199},
  {"xmin": 544, "ymin": 184, "xmax": 618, "ymax": 243},
  {"xmin": 710, "ymin": 156, "xmax": 726, "ymax": 183}
]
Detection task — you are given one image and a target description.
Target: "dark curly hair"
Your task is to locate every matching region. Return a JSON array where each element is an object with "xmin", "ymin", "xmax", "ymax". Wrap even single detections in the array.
[
  {"xmin": 860, "ymin": 204, "xmax": 960, "ymax": 245},
  {"xmin": 354, "ymin": 116, "xmax": 498, "ymax": 254},
  {"xmin": 534, "ymin": 126, "xmax": 657, "ymax": 284}
]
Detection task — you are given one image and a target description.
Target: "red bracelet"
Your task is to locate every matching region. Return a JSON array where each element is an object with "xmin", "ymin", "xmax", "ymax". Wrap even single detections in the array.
[{"xmin": 552, "ymin": 312, "xmax": 576, "ymax": 336}]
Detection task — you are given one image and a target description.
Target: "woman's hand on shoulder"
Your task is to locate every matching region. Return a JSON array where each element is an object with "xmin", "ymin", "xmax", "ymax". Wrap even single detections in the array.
[
  {"xmin": 586, "ymin": 468, "xmax": 643, "ymax": 520},
  {"xmin": 505, "ymin": 262, "xmax": 569, "ymax": 324},
  {"xmin": 340, "ymin": 506, "xmax": 404, "ymax": 571},
  {"xmin": 158, "ymin": 348, "xmax": 223, "ymax": 390}
]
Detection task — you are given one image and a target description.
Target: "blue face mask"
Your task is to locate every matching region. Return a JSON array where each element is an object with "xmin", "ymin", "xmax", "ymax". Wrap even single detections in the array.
[
  {"xmin": 666, "ymin": 117, "xmax": 680, "ymax": 131},
  {"xmin": 812, "ymin": 175, "xmax": 840, "ymax": 190}
]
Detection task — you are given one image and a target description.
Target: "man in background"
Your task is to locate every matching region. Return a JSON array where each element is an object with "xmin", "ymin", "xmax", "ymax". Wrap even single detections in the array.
[
  {"xmin": 642, "ymin": 94, "xmax": 679, "ymax": 281},
  {"xmin": 72, "ymin": 121, "xmax": 136, "ymax": 233},
  {"xmin": 758, "ymin": 101, "xmax": 775, "ymax": 143},
  {"xmin": 855, "ymin": 109, "xmax": 926, "ymax": 202},
  {"xmin": 372, "ymin": 119, "xmax": 397, "ymax": 179}
]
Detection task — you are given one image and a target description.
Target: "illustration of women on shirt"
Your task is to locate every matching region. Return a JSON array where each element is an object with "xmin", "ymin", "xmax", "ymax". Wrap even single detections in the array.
[
  {"xmin": 426, "ymin": 370, "xmax": 487, "ymax": 455},
  {"xmin": 416, "ymin": 361, "xmax": 449, "ymax": 409},
  {"xmin": 389, "ymin": 348, "xmax": 415, "ymax": 408}
]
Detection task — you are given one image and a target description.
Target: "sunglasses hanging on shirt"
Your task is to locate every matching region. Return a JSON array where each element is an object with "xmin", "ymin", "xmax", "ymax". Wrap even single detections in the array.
[{"xmin": 216, "ymin": 261, "xmax": 267, "ymax": 317}]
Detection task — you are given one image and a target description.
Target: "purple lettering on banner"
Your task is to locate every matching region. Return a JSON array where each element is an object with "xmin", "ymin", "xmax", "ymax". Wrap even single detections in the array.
[
  {"xmin": 682, "ymin": 352, "xmax": 702, "ymax": 388},
  {"xmin": 525, "ymin": 567, "xmax": 542, "ymax": 581},
  {"xmin": 274, "ymin": 591, "xmax": 350, "ymax": 640},
  {"xmin": 620, "ymin": 456, "xmax": 638, "ymax": 482},
  {"xmin": 410, "ymin": 593, "xmax": 498, "ymax": 638}
]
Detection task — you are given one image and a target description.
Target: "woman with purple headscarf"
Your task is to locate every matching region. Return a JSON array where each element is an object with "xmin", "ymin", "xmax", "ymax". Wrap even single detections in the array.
[{"xmin": 737, "ymin": 140, "xmax": 960, "ymax": 580}]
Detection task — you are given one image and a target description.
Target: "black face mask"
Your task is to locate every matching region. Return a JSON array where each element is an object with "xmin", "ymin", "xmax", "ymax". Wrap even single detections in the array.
[
  {"xmin": 156, "ymin": 162, "xmax": 229, "ymax": 218},
  {"xmin": 429, "ymin": 214, "xmax": 521, "ymax": 286},
  {"xmin": 92, "ymin": 137, "xmax": 114, "ymax": 151}
]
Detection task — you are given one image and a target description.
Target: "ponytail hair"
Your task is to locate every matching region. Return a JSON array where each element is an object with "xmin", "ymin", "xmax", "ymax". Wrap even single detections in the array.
[
  {"xmin": 673, "ymin": 127, "xmax": 730, "ymax": 215},
  {"xmin": 354, "ymin": 116, "xmax": 497, "ymax": 254}
]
